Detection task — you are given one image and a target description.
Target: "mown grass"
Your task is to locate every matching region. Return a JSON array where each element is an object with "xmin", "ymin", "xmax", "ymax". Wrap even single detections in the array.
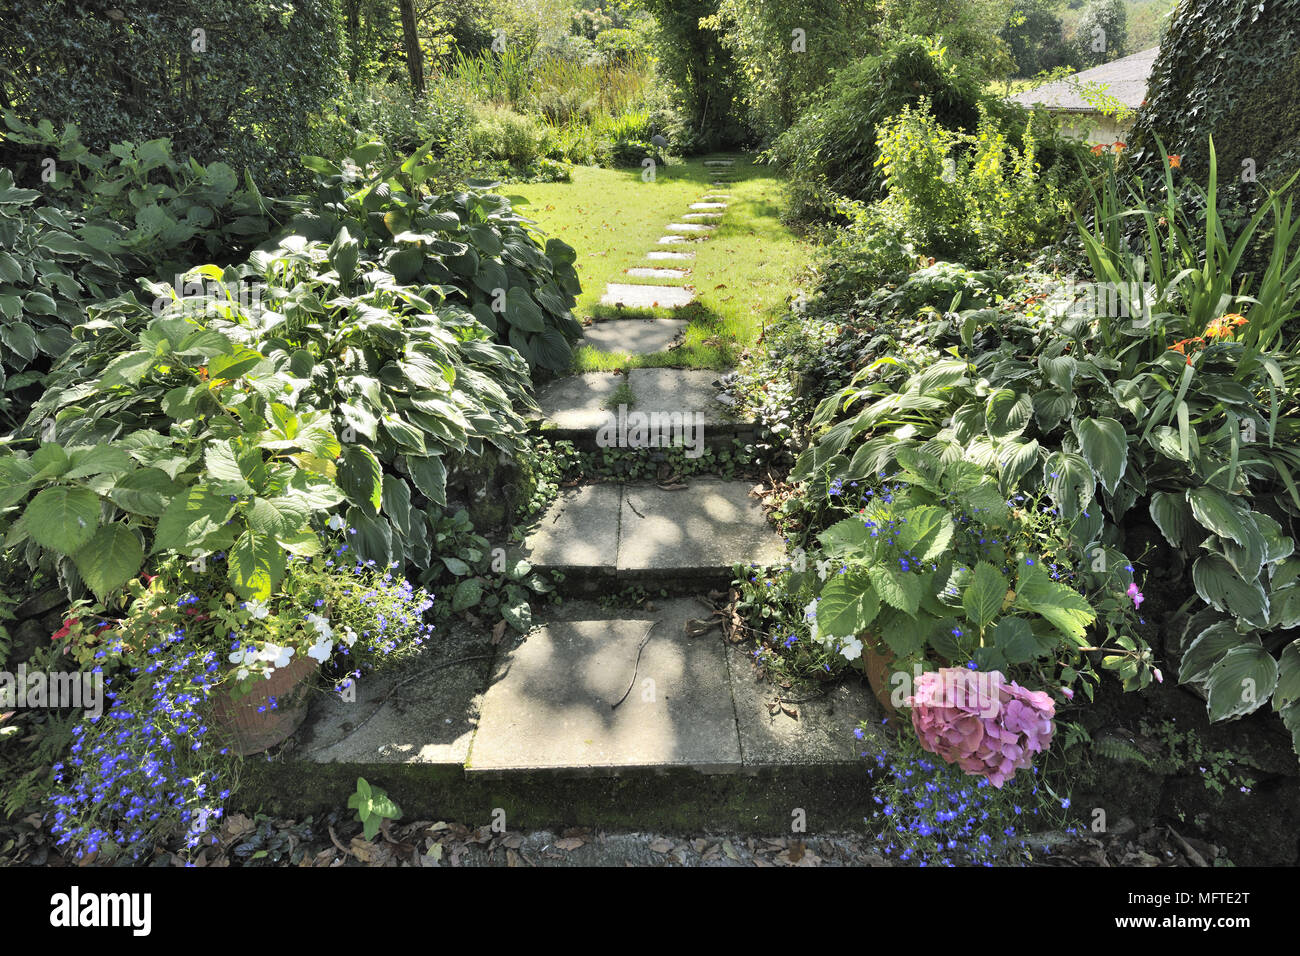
[{"xmin": 508, "ymin": 154, "xmax": 813, "ymax": 371}]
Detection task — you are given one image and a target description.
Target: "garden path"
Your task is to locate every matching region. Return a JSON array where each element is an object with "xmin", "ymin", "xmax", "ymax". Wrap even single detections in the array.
[{"xmin": 274, "ymin": 158, "xmax": 884, "ymax": 820}]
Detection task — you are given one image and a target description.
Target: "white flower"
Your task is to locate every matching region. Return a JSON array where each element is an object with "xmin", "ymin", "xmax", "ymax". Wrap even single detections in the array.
[
  {"xmin": 236, "ymin": 667, "xmax": 250, "ymax": 680},
  {"xmin": 342, "ymin": 626, "xmax": 358, "ymax": 647},
  {"xmin": 245, "ymin": 600, "xmax": 270, "ymax": 620},
  {"xmin": 306, "ymin": 635, "xmax": 334, "ymax": 663},
  {"xmin": 803, "ymin": 598, "xmax": 821, "ymax": 645},
  {"xmin": 306, "ymin": 613, "xmax": 333, "ymax": 640},
  {"xmin": 840, "ymin": 637, "xmax": 864, "ymax": 662},
  {"xmin": 327, "ymin": 514, "xmax": 345, "ymax": 531},
  {"xmin": 816, "ymin": 558, "xmax": 832, "ymax": 582},
  {"xmin": 258, "ymin": 643, "xmax": 294, "ymax": 669}
]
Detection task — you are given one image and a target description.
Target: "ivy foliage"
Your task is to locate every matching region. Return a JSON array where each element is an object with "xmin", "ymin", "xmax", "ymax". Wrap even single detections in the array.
[{"xmin": 1128, "ymin": 0, "xmax": 1300, "ymax": 203}]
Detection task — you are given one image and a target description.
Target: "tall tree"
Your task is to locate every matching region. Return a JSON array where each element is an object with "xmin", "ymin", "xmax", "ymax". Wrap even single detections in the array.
[{"xmin": 398, "ymin": 0, "xmax": 426, "ymax": 94}]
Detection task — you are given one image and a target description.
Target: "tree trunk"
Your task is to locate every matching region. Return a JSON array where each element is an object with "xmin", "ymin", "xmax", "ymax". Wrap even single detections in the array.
[{"xmin": 398, "ymin": 0, "xmax": 424, "ymax": 96}]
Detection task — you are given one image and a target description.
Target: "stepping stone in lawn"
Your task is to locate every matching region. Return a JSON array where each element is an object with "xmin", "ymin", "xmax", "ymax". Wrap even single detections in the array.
[
  {"xmin": 665, "ymin": 223, "xmax": 715, "ymax": 233},
  {"xmin": 689, "ymin": 202, "xmax": 727, "ymax": 210},
  {"xmin": 681, "ymin": 213, "xmax": 722, "ymax": 221},
  {"xmin": 656, "ymin": 235, "xmax": 691, "ymax": 244},
  {"xmin": 701, "ymin": 195, "xmax": 731, "ymax": 201},
  {"xmin": 626, "ymin": 266, "xmax": 688, "ymax": 278},
  {"xmin": 581, "ymin": 318, "xmax": 687, "ymax": 354},
  {"xmin": 704, "ymin": 159, "xmax": 735, "ymax": 166},
  {"xmin": 646, "ymin": 250, "xmax": 694, "ymax": 260},
  {"xmin": 600, "ymin": 283, "xmax": 694, "ymax": 309},
  {"xmin": 467, "ymin": 598, "xmax": 743, "ymax": 775}
]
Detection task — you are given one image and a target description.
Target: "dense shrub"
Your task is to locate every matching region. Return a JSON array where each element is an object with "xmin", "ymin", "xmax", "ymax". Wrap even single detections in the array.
[
  {"xmin": 0, "ymin": 0, "xmax": 344, "ymax": 194},
  {"xmin": 0, "ymin": 117, "xmax": 277, "ymax": 430},
  {"xmin": 874, "ymin": 100, "xmax": 1067, "ymax": 263},
  {"xmin": 767, "ymin": 36, "xmax": 984, "ymax": 222}
]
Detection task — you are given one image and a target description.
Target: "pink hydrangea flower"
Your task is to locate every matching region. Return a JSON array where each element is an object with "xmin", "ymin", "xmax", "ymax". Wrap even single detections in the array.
[{"xmin": 905, "ymin": 668, "xmax": 1056, "ymax": 788}]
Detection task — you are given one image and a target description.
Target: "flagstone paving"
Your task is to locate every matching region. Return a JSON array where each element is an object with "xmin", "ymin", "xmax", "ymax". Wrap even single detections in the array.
[
  {"xmin": 646, "ymin": 250, "xmax": 694, "ymax": 260},
  {"xmin": 626, "ymin": 267, "xmax": 689, "ymax": 278},
  {"xmin": 600, "ymin": 283, "xmax": 694, "ymax": 309},
  {"xmin": 580, "ymin": 318, "xmax": 686, "ymax": 353}
]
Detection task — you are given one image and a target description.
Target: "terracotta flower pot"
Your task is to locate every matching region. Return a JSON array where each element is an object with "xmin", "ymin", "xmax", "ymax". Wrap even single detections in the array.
[
  {"xmin": 862, "ymin": 636, "xmax": 903, "ymax": 717},
  {"xmin": 209, "ymin": 655, "xmax": 320, "ymax": 756}
]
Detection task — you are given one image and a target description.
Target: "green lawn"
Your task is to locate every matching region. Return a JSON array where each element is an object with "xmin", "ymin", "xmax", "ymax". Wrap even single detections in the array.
[{"xmin": 508, "ymin": 154, "xmax": 812, "ymax": 371}]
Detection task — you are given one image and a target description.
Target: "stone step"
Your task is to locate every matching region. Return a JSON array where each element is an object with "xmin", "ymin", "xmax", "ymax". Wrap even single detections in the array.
[
  {"xmin": 245, "ymin": 602, "xmax": 884, "ymax": 827},
  {"xmin": 656, "ymin": 235, "xmax": 696, "ymax": 245},
  {"xmin": 690, "ymin": 202, "xmax": 728, "ymax": 210},
  {"xmin": 626, "ymin": 266, "xmax": 689, "ymax": 278},
  {"xmin": 516, "ymin": 478, "xmax": 785, "ymax": 591},
  {"xmin": 645, "ymin": 250, "xmax": 694, "ymax": 261},
  {"xmin": 701, "ymin": 194, "xmax": 731, "ymax": 201},
  {"xmin": 704, "ymin": 159, "xmax": 736, "ymax": 167},
  {"xmin": 600, "ymin": 283, "xmax": 694, "ymax": 309},
  {"xmin": 666, "ymin": 222, "xmax": 716, "ymax": 233},
  {"xmin": 580, "ymin": 318, "xmax": 686, "ymax": 355},
  {"xmin": 681, "ymin": 213, "xmax": 722, "ymax": 221},
  {"xmin": 534, "ymin": 369, "xmax": 754, "ymax": 450}
]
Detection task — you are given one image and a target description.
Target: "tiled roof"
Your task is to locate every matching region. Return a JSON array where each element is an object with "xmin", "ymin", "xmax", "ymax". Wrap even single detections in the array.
[{"xmin": 1009, "ymin": 47, "xmax": 1159, "ymax": 112}]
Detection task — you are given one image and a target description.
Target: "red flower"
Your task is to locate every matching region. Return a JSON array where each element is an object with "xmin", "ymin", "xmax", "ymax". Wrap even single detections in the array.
[{"xmin": 51, "ymin": 617, "xmax": 78, "ymax": 641}]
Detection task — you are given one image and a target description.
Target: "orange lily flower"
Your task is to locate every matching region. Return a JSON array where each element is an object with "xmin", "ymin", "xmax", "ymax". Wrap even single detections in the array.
[{"xmin": 1168, "ymin": 154, "xmax": 1181, "ymax": 168}]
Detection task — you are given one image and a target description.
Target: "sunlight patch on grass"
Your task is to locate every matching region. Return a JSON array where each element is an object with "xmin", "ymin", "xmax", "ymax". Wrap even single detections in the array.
[{"xmin": 509, "ymin": 155, "xmax": 812, "ymax": 372}]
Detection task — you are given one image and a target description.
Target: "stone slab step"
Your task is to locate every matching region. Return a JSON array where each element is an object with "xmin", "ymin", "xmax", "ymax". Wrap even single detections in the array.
[
  {"xmin": 580, "ymin": 318, "xmax": 686, "ymax": 354},
  {"xmin": 600, "ymin": 283, "xmax": 694, "ymax": 308},
  {"xmin": 245, "ymin": 602, "xmax": 885, "ymax": 825},
  {"xmin": 534, "ymin": 369, "xmax": 753, "ymax": 447},
  {"xmin": 701, "ymin": 194, "xmax": 732, "ymax": 200},
  {"xmin": 681, "ymin": 213, "xmax": 722, "ymax": 221},
  {"xmin": 704, "ymin": 159, "xmax": 736, "ymax": 167},
  {"xmin": 690, "ymin": 202, "xmax": 728, "ymax": 210},
  {"xmin": 656, "ymin": 235, "xmax": 693, "ymax": 244},
  {"xmin": 666, "ymin": 222, "xmax": 716, "ymax": 233},
  {"xmin": 626, "ymin": 266, "xmax": 689, "ymax": 278},
  {"xmin": 646, "ymin": 250, "xmax": 694, "ymax": 260},
  {"xmin": 515, "ymin": 477, "xmax": 784, "ymax": 591}
]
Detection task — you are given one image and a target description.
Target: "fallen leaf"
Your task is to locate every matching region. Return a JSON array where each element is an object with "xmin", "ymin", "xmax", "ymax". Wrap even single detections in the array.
[
  {"xmin": 722, "ymin": 840, "xmax": 740, "ymax": 861},
  {"xmin": 553, "ymin": 837, "xmax": 584, "ymax": 851},
  {"xmin": 492, "ymin": 619, "xmax": 507, "ymax": 645},
  {"xmin": 648, "ymin": 839, "xmax": 674, "ymax": 853}
]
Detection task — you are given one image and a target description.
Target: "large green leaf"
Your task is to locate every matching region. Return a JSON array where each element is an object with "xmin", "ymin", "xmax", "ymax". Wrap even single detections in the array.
[
  {"xmin": 1013, "ymin": 563, "xmax": 1094, "ymax": 642},
  {"xmin": 152, "ymin": 487, "xmax": 237, "ymax": 554},
  {"xmin": 1042, "ymin": 451, "xmax": 1094, "ymax": 520},
  {"xmin": 990, "ymin": 616, "xmax": 1039, "ymax": 664},
  {"xmin": 406, "ymin": 454, "xmax": 447, "ymax": 507},
  {"xmin": 1274, "ymin": 640, "xmax": 1300, "ymax": 711},
  {"xmin": 228, "ymin": 530, "xmax": 287, "ymax": 600},
  {"xmin": 1191, "ymin": 554, "xmax": 1269, "ymax": 628},
  {"xmin": 1074, "ymin": 416, "xmax": 1127, "ymax": 496},
  {"xmin": 25, "ymin": 486, "xmax": 100, "ymax": 554},
  {"xmin": 867, "ymin": 565, "xmax": 921, "ymax": 616},
  {"xmin": 336, "ymin": 445, "xmax": 383, "ymax": 515},
  {"xmin": 1149, "ymin": 490, "xmax": 1193, "ymax": 549},
  {"xmin": 1205, "ymin": 645, "xmax": 1278, "ymax": 721},
  {"xmin": 963, "ymin": 561, "xmax": 1006, "ymax": 628},
  {"xmin": 73, "ymin": 523, "xmax": 144, "ymax": 601},
  {"xmin": 897, "ymin": 505, "xmax": 954, "ymax": 563},
  {"xmin": 1187, "ymin": 486, "xmax": 1256, "ymax": 548},
  {"xmin": 985, "ymin": 388, "xmax": 1033, "ymax": 439},
  {"xmin": 1178, "ymin": 622, "xmax": 1250, "ymax": 685},
  {"xmin": 816, "ymin": 571, "xmax": 881, "ymax": 637}
]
